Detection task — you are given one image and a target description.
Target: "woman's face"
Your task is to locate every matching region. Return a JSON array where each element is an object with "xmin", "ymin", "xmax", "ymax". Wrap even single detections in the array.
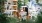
[{"xmin": 21, "ymin": 10, "xmax": 23, "ymax": 11}]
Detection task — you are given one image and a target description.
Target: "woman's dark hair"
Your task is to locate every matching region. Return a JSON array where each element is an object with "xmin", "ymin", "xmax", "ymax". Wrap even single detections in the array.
[{"xmin": 25, "ymin": 7, "xmax": 28, "ymax": 16}]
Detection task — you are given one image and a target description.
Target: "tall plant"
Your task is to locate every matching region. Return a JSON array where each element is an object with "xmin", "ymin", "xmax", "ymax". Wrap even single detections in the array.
[{"xmin": 0, "ymin": 0, "xmax": 7, "ymax": 23}]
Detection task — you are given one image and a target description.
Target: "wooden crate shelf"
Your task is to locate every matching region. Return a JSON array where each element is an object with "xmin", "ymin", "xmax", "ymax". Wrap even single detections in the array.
[{"xmin": 12, "ymin": 0, "xmax": 18, "ymax": 2}]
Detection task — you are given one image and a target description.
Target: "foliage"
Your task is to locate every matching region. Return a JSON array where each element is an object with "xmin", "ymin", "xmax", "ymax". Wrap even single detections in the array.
[
  {"xmin": 0, "ymin": 13, "xmax": 7, "ymax": 21},
  {"xmin": 0, "ymin": 0, "xmax": 7, "ymax": 23},
  {"xmin": 35, "ymin": 12, "xmax": 42, "ymax": 23},
  {"xmin": 18, "ymin": 0, "xmax": 22, "ymax": 9},
  {"xmin": 36, "ymin": 0, "xmax": 38, "ymax": 3}
]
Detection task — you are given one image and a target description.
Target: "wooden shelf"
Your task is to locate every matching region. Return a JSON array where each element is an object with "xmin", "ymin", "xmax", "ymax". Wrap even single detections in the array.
[
  {"xmin": 5, "ymin": 10, "xmax": 17, "ymax": 12},
  {"xmin": 13, "ymin": 0, "xmax": 18, "ymax": 1},
  {"xmin": 11, "ymin": 5, "xmax": 17, "ymax": 6}
]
